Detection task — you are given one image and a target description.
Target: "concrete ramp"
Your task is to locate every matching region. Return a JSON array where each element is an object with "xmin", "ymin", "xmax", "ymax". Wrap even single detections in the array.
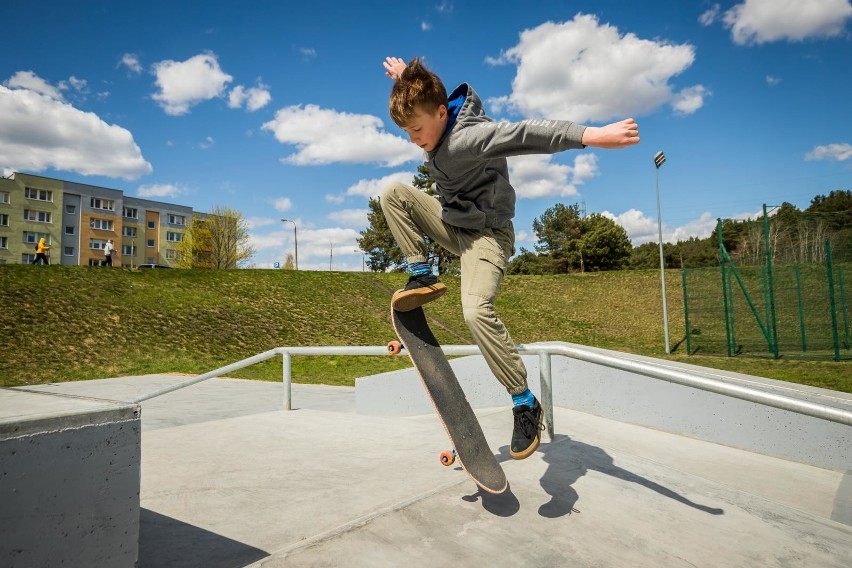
[
  {"xmin": 3, "ymin": 374, "xmax": 850, "ymax": 567},
  {"xmin": 129, "ymin": 379, "xmax": 851, "ymax": 568}
]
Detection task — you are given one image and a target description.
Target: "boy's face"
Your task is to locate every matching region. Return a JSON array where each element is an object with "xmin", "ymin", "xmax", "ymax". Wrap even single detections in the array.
[{"xmin": 403, "ymin": 105, "xmax": 448, "ymax": 152}]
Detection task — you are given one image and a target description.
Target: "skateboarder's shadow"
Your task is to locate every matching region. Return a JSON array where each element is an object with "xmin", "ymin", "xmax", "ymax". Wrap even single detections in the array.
[{"xmin": 483, "ymin": 435, "xmax": 725, "ymax": 519}]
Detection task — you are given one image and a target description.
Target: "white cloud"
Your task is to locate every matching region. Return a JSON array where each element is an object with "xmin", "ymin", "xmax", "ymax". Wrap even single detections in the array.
[
  {"xmin": 486, "ymin": 14, "xmax": 703, "ymax": 123},
  {"xmin": 0, "ymin": 83, "xmax": 152, "ymax": 180},
  {"xmin": 671, "ymin": 85, "xmax": 710, "ymax": 115},
  {"xmin": 273, "ymin": 197, "xmax": 293, "ymax": 212},
  {"xmin": 343, "ymin": 171, "xmax": 416, "ymax": 200},
  {"xmin": 137, "ymin": 183, "xmax": 185, "ymax": 198},
  {"xmin": 120, "ymin": 53, "xmax": 143, "ymax": 74},
  {"xmin": 261, "ymin": 104, "xmax": 422, "ymax": 166},
  {"xmin": 325, "ymin": 193, "xmax": 346, "ymax": 205},
  {"xmin": 766, "ymin": 75, "xmax": 782, "ymax": 86},
  {"xmin": 699, "ymin": 4, "xmax": 722, "ymax": 26},
  {"xmin": 327, "ymin": 208, "xmax": 369, "ymax": 227},
  {"xmin": 508, "ymin": 153, "xmax": 598, "ymax": 198},
  {"xmin": 250, "ymin": 225, "xmax": 363, "ymax": 271},
  {"xmin": 421, "ymin": 21, "xmax": 432, "ymax": 31},
  {"xmin": 4, "ymin": 71, "xmax": 64, "ymax": 100},
  {"xmin": 602, "ymin": 209, "xmax": 718, "ymax": 245},
  {"xmin": 152, "ymin": 53, "xmax": 233, "ymax": 115},
  {"xmin": 723, "ymin": 0, "xmax": 852, "ymax": 45},
  {"xmin": 299, "ymin": 47, "xmax": 317, "ymax": 62},
  {"xmin": 198, "ymin": 136, "xmax": 215, "ymax": 149},
  {"xmin": 228, "ymin": 82, "xmax": 272, "ymax": 112},
  {"xmin": 245, "ymin": 216, "xmax": 278, "ymax": 230},
  {"xmin": 805, "ymin": 143, "xmax": 852, "ymax": 161}
]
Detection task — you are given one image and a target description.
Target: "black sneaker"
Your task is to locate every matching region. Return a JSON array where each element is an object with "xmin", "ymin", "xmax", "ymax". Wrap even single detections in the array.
[
  {"xmin": 391, "ymin": 274, "xmax": 447, "ymax": 312},
  {"xmin": 510, "ymin": 398, "xmax": 544, "ymax": 460}
]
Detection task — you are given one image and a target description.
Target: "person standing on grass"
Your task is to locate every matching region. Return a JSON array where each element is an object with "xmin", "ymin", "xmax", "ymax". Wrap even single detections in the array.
[
  {"xmin": 103, "ymin": 239, "xmax": 114, "ymax": 267},
  {"xmin": 380, "ymin": 56, "xmax": 639, "ymax": 460},
  {"xmin": 32, "ymin": 237, "xmax": 50, "ymax": 265}
]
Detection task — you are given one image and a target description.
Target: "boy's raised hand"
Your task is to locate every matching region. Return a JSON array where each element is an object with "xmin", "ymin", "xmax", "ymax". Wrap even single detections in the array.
[
  {"xmin": 581, "ymin": 118, "xmax": 640, "ymax": 149},
  {"xmin": 383, "ymin": 57, "xmax": 407, "ymax": 80}
]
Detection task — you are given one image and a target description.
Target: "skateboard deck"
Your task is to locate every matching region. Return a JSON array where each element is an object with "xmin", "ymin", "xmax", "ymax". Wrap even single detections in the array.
[{"xmin": 390, "ymin": 306, "xmax": 507, "ymax": 494}]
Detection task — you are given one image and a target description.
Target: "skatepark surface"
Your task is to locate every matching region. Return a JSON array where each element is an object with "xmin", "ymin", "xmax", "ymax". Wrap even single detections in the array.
[{"xmin": 13, "ymin": 371, "xmax": 852, "ymax": 568}]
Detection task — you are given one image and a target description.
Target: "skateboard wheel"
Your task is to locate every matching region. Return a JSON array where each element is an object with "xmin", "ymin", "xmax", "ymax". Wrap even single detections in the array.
[
  {"xmin": 387, "ymin": 340, "xmax": 403, "ymax": 355},
  {"xmin": 440, "ymin": 449, "xmax": 456, "ymax": 466}
]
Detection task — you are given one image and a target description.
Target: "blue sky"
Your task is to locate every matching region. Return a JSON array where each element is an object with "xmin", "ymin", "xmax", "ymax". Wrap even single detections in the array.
[{"xmin": 2, "ymin": 0, "xmax": 850, "ymax": 270}]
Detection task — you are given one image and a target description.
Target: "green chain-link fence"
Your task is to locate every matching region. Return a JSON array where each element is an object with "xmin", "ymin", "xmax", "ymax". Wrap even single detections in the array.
[{"xmin": 683, "ymin": 206, "xmax": 851, "ymax": 361}]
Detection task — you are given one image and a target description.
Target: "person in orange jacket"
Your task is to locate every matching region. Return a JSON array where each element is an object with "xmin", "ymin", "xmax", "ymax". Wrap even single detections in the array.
[{"xmin": 32, "ymin": 237, "xmax": 50, "ymax": 265}]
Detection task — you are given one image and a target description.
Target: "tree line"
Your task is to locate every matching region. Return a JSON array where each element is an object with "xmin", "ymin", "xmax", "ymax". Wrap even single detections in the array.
[{"xmin": 357, "ymin": 169, "xmax": 851, "ymax": 274}]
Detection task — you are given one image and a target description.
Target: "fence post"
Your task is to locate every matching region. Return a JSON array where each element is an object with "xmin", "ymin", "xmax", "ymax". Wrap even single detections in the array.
[
  {"xmin": 718, "ymin": 219, "xmax": 733, "ymax": 357},
  {"xmin": 824, "ymin": 241, "xmax": 840, "ymax": 362},
  {"xmin": 762, "ymin": 204, "xmax": 779, "ymax": 358},
  {"xmin": 682, "ymin": 269, "xmax": 692, "ymax": 355},
  {"xmin": 838, "ymin": 266, "xmax": 850, "ymax": 350}
]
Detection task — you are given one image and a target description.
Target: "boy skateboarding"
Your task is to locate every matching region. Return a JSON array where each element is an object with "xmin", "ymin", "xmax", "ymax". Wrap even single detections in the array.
[{"xmin": 380, "ymin": 56, "xmax": 639, "ymax": 460}]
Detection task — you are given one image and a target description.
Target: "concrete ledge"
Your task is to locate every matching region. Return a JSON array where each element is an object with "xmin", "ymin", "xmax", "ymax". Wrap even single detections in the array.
[
  {"xmin": 356, "ymin": 345, "xmax": 852, "ymax": 471},
  {"xmin": 0, "ymin": 388, "xmax": 141, "ymax": 568}
]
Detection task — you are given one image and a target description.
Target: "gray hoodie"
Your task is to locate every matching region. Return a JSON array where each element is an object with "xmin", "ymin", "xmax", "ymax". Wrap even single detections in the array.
[{"xmin": 426, "ymin": 84, "xmax": 587, "ymax": 230}]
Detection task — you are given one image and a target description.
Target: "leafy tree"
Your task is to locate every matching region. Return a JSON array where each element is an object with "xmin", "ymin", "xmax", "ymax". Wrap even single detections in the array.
[
  {"xmin": 507, "ymin": 247, "xmax": 556, "ymax": 275},
  {"xmin": 176, "ymin": 205, "xmax": 254, "ymax": 269},
  {"xmin": 358, "ymin": 196, "xmax": 405, "ymax": 272},
  {"xmin": 531, "ymin": 204, "xmax": 631, "ymax": 272},
  {"xmin": 578, "ymin": 213, "xmax": 632, "ymax": 271},
  {"xmin": 532, "ymin": 203, "xmax": 583, "ymax": 272}
]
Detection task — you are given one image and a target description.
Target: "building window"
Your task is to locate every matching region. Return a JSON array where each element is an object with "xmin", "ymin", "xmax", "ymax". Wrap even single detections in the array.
[
  {"xmin": 22, "ymin": 253, "xmax": 36, "ymax": 264},
  {"xmin": 23, "ymin": 232, "xmax": 50, "ymax": 245},
  {"xmin": 65, "ymin": 204, "xmax": 76, "ymax": 214},
  {"xmin": 25, "ymin": 188, "xmax": 53, "ymax": 202},
  {"xmin": 0, "ymin": 214, "xmax": 8, "ymax": 226},
  {"xmin": 147, "ymin": 239, "xmax": 155, "ymax": 247},
  {"xmin": 123, "ymin": 207, "xmax": 138, "ymax": 219},
  {"xmin": 167, "ymin": 214, "xmax": 186, "ymax": 226},
  {"xmin": 24, "ymin": 210, "xmax": 52, "ymax": 223},
  {"xmin": 147, "ymin": 221, "xmax": 156, "ymax": 229},
  {"xmin": 166, "ymin": 231, "xmax": 183, "ymax": 242},
  {"xmin": 90, "ymin": 218, "xmax": 114, "ymax": 231},
  {"xmin": 64, "ymin": 246, "xmax": 74, "ymax": 256},
  {"xmin": 89, "ymin": 239, "xmax": 108, "ymax": 250},
  {"xmin": 123, "ymin": 226, "xmax": 137, "ymax": 237},
  {"xmin": 165, "ymin": 249, "xmax": 177, "ymax": 260},
  {"xmin": 90, "ymin": 197, "xmax": 115, "ymax": 211},
  {"xmin": 65, "ymin": 226, "xmax": 75, "ymax": 235},
  {"xmin": 0, "ymin": 236, "xmax": 7, "ymax": 249},
  {"xmin": 0, "ymin": 191, "xmax": 9, "ymax": 204},
  {"xmin": 122, "ymin": 245, "xmax": 136, "ymax": 255}
]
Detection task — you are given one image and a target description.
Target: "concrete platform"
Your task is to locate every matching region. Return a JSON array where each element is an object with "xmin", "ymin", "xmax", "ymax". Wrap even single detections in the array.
[{"xmin": 12, "ymin": 374, "xmax": 851, "ymax": 567}]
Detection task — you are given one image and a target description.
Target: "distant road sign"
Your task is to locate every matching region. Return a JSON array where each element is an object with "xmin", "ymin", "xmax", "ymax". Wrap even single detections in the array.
[{"xmin": 274, "ymin": 262, "xmax": 280, "ymax": 269}]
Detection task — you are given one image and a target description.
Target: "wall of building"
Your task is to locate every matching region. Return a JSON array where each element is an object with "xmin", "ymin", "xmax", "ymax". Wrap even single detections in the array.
[{"xmin": 0, "ymin": 173, "xmax": 194, "ymax": 266}]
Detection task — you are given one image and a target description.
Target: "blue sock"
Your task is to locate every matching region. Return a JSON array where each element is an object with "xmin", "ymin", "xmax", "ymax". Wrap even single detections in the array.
[
  {"xmin": 408, "ymin": 261, "xmax": 431, "ymax": 276},
  {"xmin": 512, "ymin": 388, "xmax": 535, "ymax": 408}
]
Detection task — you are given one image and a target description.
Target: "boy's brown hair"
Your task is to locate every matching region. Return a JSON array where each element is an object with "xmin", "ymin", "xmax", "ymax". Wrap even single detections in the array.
[{"xmin": 389, "ymin": 58, "xmax": 448, "ymax": 127}]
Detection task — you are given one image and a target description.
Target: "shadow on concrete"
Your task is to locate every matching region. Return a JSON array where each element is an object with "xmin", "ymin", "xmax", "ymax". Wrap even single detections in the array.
[
  {"xmin": 138, "ymin": 508, "xmax": 268, "ymax": 568},
  {"xmin": 486, "ymin": 434, "xmax": 726, "ymax": 519}
]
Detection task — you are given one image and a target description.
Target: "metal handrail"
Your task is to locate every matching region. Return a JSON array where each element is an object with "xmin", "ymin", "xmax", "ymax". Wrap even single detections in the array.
[{"xmin": 130, "ymin": 342, "xmax": 852, "ymax": 428}]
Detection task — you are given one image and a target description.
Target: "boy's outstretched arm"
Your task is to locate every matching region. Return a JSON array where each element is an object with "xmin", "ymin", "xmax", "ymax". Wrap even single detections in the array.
[
  {"xmin": 581, "ymin": 118, "xmax": 640, "ymax": 149},
  {"xmin": 383, "ymin": 57, "xmax": 406, "ymax": 80}
]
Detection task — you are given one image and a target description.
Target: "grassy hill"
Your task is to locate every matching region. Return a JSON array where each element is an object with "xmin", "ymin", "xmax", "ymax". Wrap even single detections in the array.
[{"xmin": 1, "ymin": 265, "xmax": 848, "ymax": 393}]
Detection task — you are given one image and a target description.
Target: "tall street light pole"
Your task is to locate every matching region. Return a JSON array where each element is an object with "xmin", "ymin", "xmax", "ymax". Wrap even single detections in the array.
[
  {"xmin": 654, "ymin": 151, "xmax": 671, "ymax": 354},
  {"xmin": 281, "ymin": 219, "xmax": 298, "ymax": 270}
]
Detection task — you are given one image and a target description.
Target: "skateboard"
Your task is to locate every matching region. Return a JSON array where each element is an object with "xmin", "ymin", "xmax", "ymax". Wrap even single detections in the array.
[{"xmin": 389, "ymin": 305, "xmax": 508, "ymax": 494}]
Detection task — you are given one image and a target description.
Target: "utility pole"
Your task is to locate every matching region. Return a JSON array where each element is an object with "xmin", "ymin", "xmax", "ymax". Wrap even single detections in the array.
[{"xmin": 281, "ymin": 219, "xmax": 298, "ymax": 270}]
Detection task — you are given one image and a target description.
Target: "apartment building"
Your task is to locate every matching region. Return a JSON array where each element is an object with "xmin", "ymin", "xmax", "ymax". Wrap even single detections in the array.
[{"xmin": 0, "ymin": 172, "xmax": 194, "ymax": 267}]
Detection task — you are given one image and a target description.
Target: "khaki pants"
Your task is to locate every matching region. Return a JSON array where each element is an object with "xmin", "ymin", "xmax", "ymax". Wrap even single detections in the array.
[{"xmin": 380, "ymin": 181, "xmax": 528, "ymax": 395}]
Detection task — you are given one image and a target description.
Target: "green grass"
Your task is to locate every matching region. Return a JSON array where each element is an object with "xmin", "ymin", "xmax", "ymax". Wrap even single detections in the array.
[{"xmin": 1, "ymin": 265, "xmax": 848, "ymax": 393}]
